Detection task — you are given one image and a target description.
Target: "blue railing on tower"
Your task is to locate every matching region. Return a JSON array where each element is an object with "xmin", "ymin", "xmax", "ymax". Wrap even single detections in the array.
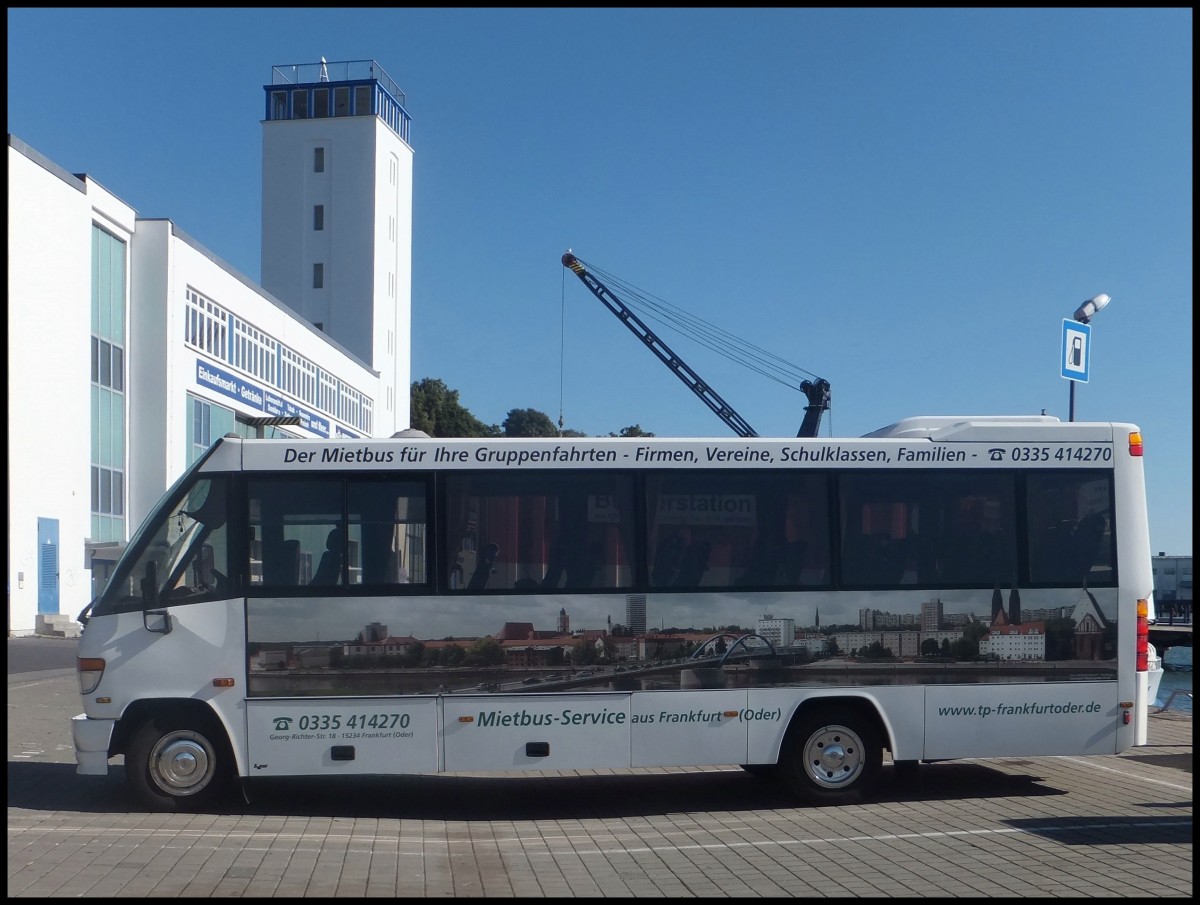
[
  {"xmin": 270, "ymin": 59, "xmax": 405, "ymax": 108},
  {"xmin": 266, "ymin": 59, "xmax": 410, "ymax": 141}
]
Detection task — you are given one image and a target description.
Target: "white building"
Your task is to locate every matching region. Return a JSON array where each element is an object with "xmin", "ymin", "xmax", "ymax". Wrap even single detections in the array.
[
  {"xmin": 1151, "ymin": 553, "xmax": 1193, "ymax": 609},
  {"xmin": 979, "ymin": 622, "xmax": 1047, "ymax": 661},
  {"xmin": 793, "ymin": 631, "xmax": 828, "ymax": 656},
  {"xmin": 755, "ymin": 614, "xmax": 795, "ymax": 650},
  {"xmin": 7, "ymin": 59, "xmax": 414, "ymax": 635}
]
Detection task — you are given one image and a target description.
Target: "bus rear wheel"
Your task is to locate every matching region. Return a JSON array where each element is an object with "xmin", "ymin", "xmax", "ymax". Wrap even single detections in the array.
[
  {"xmin": 126, "ymin": 717, "xmax": 231, "ymax": 812},
  {"xmin": 779, "ymin": 707, "xmax": 882, "ymax": 806}
]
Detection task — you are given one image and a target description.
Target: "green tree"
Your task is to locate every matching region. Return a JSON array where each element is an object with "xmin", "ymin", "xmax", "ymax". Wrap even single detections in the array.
[
  {"xmin": 573, "ymin": 639, "xmax": 598, "ymax": 665},
  {"xmin": 401, "ymin": 641, "xmax": 425, "ymax": 667},
  {"xmin": 502, "ymin": 408, "xmax": 559, "ymax": 437},
  {"xmin": 464, "ymin": 637, "xmax": 504, "ymax": 667},
  {"xmin": 456, "ymin": 633, "xmax": 499, "ymax": 662},
  {"xmin": 410, "ymin": 378, "xmax": 499, "ymax": 438},
  {"xmin": 433, "ymin": 644, "xmax": 466, "ymax": 667},
  {"xmin": 866, "ymin": 641, "xmax": 892, "ymax": 659},
  {"xmin": 1044, "ymin": 616, "xmax": 1077, "ymax": 661},
  {"xmin": 949, "ymin": 636, "xmax": 975, "ymax": 660},
  {"xmin": 610, "ymin": 424, "xmax": 655, "ymax": 437},
  {"xmin": 955, "ymin": 618, "xmax": 985, "ymax": 659}
]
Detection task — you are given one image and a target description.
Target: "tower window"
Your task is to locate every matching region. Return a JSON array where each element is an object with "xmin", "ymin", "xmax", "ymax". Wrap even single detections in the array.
[
  {"xmin": 354, "ymin": 85, "xmax": 372, "ymax": 115},
  {"xmin": 292, "ymin": 89, "xmax": 309, "ymax": 119},
  {"xmin": 314, "ymin": 147, "xmax": 325, "ymax": 172},
  {"xmin": 313, "ymin": 88, "xmax": 329, "ymax": 118},
  {"xmin": 313, "ymin": 263, "xmax": 324, "ymax": 289},
  {"xmin": 313, "ymin": 205, "xmax": 325, "ymax": 231},
  {"xmin": 334, "ymin": 86, "xmax": 350, "ymax": 117}
]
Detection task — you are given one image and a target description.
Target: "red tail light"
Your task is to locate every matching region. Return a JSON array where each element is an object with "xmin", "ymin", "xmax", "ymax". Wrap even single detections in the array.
[{"xmin": 1135, "ymin": 599, "xmax": 1149, "ymax": 671}]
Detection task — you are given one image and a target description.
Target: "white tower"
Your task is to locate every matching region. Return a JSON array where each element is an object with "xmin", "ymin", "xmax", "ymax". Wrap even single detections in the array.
[{"xmin": 260, "ymin": 58, "xmax": 413, "ymax": 434}]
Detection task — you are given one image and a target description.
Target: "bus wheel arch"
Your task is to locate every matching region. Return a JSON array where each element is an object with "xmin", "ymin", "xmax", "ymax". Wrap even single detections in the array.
[
  {"xmin": 120, "ymin": 699, "xmax": 235, "ymax": 812},
  {"xmin": 778, "ymin": 698, "xmax": 886, "ymax": 806}
]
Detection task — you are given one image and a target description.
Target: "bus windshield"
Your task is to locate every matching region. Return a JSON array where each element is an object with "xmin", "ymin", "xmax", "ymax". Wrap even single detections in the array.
[{"xmin": 90, "ymin": 475, "xmax": 231, "ymax": 617}]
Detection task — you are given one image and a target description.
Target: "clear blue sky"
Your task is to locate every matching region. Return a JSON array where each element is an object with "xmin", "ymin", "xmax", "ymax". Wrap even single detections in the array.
[{"xmin": 7, "ymin": 8, "xmax": 1192, "ymax": 555}]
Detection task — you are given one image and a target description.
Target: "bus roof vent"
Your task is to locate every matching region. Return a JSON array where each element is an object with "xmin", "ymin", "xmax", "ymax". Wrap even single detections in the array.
[{"xmin": 392, "ymin": 428, "xmax": 432, "ymax": 439}]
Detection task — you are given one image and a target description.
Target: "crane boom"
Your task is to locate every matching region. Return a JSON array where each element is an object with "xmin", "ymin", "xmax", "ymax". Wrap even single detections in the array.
[
  {"xmin": 563, "ymin": 252, "xmax": 757, "ymax": 437},
  {"xmin": 562, "ymin": 253, "xmax": 830, "ymax": 438},
  {"xmin": 796, "ymin": 378, "xmax": 831, "ymax": 438}
]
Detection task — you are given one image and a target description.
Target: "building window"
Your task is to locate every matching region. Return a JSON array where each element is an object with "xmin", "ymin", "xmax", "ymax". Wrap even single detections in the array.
[
  {"xmin": 184, "ymin": 288, "xmax": 228, "ymax": 359},
  {"xmin": 91, "ymin": 466, "xmax": 124, "ymax": 517},
  {"xmin": 271, "ymin": 91, "xmax": 287, "ymax": 120},
  {"xmin": 313, "ymin": 205, "xmax": 324, "ymax": 231},
  {"xmin": 192, "ymin": 396, "xmax": 211, "ymax": 457},
  {"xmin": 188, "ymin": 395, "xmax": 237, "ymax": 464},
  {"xmin": 354, "ymin": 84, "xmax": 372, "ymax": 116},
  {"xmin": 91, "ymin": 224, "xmax": 127, "ymax": 542},
  {"xmin": 91, "ymin": 337, "xmax": 124, "ymax": 391},
  {"xmin": 313, "ymin": 88, "xmax": 329, "ymax": 118},
  {"xmin": 334, "ymin": 86, "xmax": 350, "ymax": 116},
  {"xmin": 313, "ymin": 263, "xmax": 324, "ymax": 289},
  {"xmin": 292, "ymin": 89, "xmax": 309, "ymax": 119},
  {"xmin": 314, "ymin": 146, "xmax": 324, "ymax": 172}
]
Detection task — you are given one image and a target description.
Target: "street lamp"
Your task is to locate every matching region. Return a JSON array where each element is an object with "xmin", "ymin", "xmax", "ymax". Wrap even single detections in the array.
[{"xmin": 1068, "ymin": 293, "xmax": 1110, "ymax": 422}]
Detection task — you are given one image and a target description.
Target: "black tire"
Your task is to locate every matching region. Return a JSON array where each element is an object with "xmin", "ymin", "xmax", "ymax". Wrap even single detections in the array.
[
  {"xmin": 779, "ymin": 707, "xmax": 882, "ymax": 806},
  {"xmin": 126, "ymin": 716, "xmax": 232, "ymax": 812}
]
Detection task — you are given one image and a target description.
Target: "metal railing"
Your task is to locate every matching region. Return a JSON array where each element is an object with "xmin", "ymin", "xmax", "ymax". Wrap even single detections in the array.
[{"xmin": 270, "ymin": 59, "xmax": 405, "ymax": 107}]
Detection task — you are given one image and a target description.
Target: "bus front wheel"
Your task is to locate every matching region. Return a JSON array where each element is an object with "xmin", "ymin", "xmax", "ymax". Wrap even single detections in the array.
[
  {"xmin": 126, "ymin": 717, "xmax": 231, "ymax": 812},
  {"xmin": 779, "ymin": 707, "xmax": 882, "ymax": 806}
]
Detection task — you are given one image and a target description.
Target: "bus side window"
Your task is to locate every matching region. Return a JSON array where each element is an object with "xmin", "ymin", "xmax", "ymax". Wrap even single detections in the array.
[
  {"xmin": 310, "ymin": 528, "xmax": 345, "ymax": 586},
  {"xmin": 281, "ymin": 540, "xmax": 301, "ymax": 585},
  {"xmin": 674, "ymin": 540, "xmax": 712, "ymax": 587},
  {"xmin": 261, "ymin": 538, "xmax": 303, "ymax": 586},
  {"xmin": 349, "ymin": 478, "xmax": 428, "ymax": 587},
  {"xmin": 1024, "ymin": 472, "xmax": 1114, "ymax": 586},
  {"xmin": 650, "ymin": 533, "xmax": 686, "ymax": 587},
  {"xmin": 467, "ymin": 542, "xmax": 500, "ymax": 590},
  {"xmin": 248, "ymin": 477, "xmax": 344, "ymax": 592},
  {"xmin": 1071, "ymin": 513, "xmax": 1107, "ymax": 579}
]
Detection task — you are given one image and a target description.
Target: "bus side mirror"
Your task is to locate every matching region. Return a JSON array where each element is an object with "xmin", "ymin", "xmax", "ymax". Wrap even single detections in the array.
[{"xmin": 144, "ymin": 609, "xmax": 173, "ymax": 635}]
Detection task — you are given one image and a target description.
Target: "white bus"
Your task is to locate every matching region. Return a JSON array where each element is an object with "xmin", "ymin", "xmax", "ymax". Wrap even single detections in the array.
[{"xmin": 73, "ymin": 415, "xmax": 1161, "ymax": 811}]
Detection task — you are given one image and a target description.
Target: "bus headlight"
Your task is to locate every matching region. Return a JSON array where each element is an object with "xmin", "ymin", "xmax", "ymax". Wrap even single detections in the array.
[{"xmin": 77, "ymin": 658, "xmax": 106, "ymax": 695}]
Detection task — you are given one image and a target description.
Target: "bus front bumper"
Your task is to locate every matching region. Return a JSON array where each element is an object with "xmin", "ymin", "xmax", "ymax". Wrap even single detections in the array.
[{"xmin": 72, "ymin": 713, "xmax": 115, "ymax": 775}]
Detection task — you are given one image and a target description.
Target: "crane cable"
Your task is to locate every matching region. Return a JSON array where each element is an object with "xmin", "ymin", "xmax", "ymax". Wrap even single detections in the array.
[
  {"xmin": 558, "ymin": 263, "xmax": 567, "ymax": 436},
  {"xmin": 576, "ymin": 257, "xmax": 824, "ymax": 396}
]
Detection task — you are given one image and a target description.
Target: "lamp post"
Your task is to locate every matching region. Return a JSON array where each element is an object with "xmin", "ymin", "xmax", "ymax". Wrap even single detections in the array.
[{"xmin": 1068, "ymin": 293, "xmax": 1110, "ymax": 422}]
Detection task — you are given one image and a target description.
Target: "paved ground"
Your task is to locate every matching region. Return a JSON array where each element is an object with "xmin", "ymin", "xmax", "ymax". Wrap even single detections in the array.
[{"xmin": 8, "ymin": 670, "xmax": 1192, "ymax": 898}]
